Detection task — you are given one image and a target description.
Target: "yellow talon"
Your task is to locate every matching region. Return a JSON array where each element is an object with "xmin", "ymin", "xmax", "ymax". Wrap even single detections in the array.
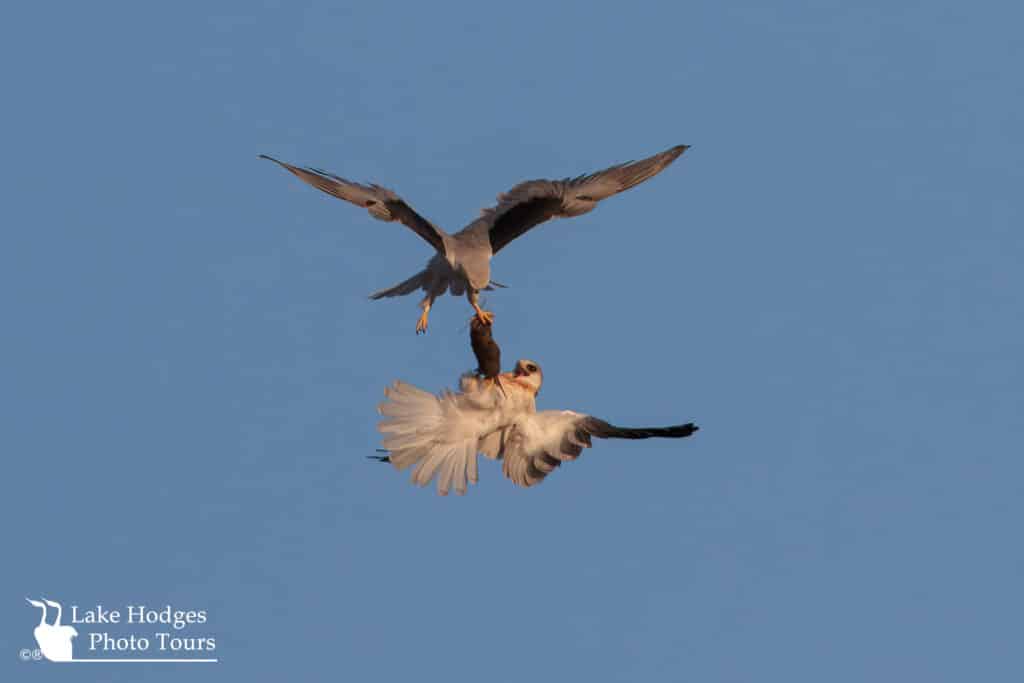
[
  {"xmin": 416, "ymin": 309, "xmax": 430, "ymax": 334},
  {"xmin": 473, "ymin": 305, "xmax": 494, "ymax": 326}
]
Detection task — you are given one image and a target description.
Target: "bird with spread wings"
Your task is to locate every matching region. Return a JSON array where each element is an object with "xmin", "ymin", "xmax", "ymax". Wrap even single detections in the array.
[
  {"xmin": 371, "ymin": 319, "xmax": 698, "ymax": 495},
  {"xmin": 260, "ymin": 144, "xmax": 688, "ymax": 333}
]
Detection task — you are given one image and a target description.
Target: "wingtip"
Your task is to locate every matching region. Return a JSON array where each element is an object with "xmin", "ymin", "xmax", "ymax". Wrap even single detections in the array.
[
  {"xmin": 668, "ymin": 422, "xmax": 699, "ymax": 437},
  {"xmin": 670, "ymin": 144, "xmax": 691, "ymax": 156}
]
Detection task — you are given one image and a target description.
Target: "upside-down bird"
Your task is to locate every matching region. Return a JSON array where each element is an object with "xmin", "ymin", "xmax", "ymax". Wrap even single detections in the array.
[
  {"xmin": 372, "ymin": 322, "xmax": 698, "ymax": 495},
  {"xmin": 259, "ymin": 144, "xmax": 689, "ymax": 333}
]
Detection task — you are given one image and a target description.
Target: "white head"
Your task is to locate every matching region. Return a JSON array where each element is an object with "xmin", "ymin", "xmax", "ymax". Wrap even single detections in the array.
[{"xmin": 513, "ymin": 359, "xmax": 543, "ymax": 394}]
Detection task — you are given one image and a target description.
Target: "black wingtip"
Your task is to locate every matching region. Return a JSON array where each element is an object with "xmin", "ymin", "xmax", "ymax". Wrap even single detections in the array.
[
  {"xmin": 367, "ymin": 454, "xmax": 391, "ymax": 463},
  {"xmin": 656, "ymin": 422, "xmax": 699, "ymax": 438},
  {"xmin": 584, "ymin": 418, "xmax": 699, "ymax": 440},
  {"xmin": 671, "ymin": 144, "xmax": 691, "ymax": 156}
]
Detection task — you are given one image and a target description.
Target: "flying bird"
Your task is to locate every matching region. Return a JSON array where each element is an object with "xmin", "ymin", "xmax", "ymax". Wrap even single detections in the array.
[
  {"xmin": 259, "ymin": 144, "xmax": 689, "ymax": 333},
  {"xmin": 372, "ymin": 330, "xmax": 698, "ymax": 495}
]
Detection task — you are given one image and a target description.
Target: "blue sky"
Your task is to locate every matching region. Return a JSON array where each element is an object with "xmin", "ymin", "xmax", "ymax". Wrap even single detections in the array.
[{"xmin": 3, "ymin": 0, "xmax": 1021, "ymax": 680}]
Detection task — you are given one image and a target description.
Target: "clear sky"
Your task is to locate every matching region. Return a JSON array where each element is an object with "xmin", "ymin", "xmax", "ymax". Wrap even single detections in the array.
[{"xmin": 3, "ymin": 0, "xmax": 1021, "ymax": 681}]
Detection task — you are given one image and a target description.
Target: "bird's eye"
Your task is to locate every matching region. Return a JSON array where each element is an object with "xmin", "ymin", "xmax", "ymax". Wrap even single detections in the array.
[{"xmin": 526, "ymin": 364, "xmax": 537, "ymax": 373}]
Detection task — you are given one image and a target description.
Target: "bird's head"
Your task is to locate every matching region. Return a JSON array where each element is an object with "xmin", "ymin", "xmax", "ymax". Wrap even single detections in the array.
[{"xmin": 513, "ymin": 359, "xmax": 543, "ymax": 393}]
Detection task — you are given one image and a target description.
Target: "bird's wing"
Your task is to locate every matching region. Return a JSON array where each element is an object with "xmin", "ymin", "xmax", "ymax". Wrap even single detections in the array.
[
  {"xmin": 480, "ymin": 144, "xmax": 689, "ymax": 254},
  {"xmin": 377, "ymin": 376, "xmax": 530, "ymax": 495},
  {"xmin": 500, "ymin": 410, "xmax": 698, "ymax": 488},
  {"xmin": 259, "ymin": 155, "xmax": 445, "ymax": 252}
]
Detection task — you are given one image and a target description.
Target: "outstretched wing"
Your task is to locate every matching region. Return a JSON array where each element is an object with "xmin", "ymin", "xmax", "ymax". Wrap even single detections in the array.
[
  {"xmin": 501, "ymin": 410, "xmax": 698, "ymax": 488},
  {"xmin": 480, "ymin": 144, "xmax": 689, "ymax": 254},
  {"xmin": 259, "ymin": 155, "xmax": 445, "ymax": 252}
]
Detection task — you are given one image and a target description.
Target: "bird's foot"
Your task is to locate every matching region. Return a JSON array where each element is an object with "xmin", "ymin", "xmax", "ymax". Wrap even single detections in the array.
[
  {"xmin": 473, "ymin": 306, "xmax": 494, "ymax": 326},
  {"xmin": 415, "ymin": 309, "xmax": 430, "ymax": 335}
]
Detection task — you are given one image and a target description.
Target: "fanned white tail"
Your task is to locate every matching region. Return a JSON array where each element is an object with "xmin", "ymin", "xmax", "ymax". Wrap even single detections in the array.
[{"xmin": 377, "ymin": 380, "xmax": 487, "ymax": 495}]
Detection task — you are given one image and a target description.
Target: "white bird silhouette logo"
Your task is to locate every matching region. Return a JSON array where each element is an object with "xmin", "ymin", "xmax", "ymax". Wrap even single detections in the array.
[{"xmin": 26, "ymin": 598, "xmax": 77, "ymax": 662}]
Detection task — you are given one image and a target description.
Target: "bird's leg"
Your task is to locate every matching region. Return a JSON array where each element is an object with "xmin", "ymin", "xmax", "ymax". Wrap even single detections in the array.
[
  {"xmin": 416, "ymin": 297, "xmax": 432, "ymax": 335},
  {"xmin": 467, "ymin": 289, "xmax": 494, "ymax": 326}
]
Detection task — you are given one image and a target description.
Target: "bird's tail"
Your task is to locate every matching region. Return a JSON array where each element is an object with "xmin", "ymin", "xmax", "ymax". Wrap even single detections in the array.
[
  {"xmin": 377, "ymin": 381, "xmax": 481, "ymax": 495},
  {"xmin": 368, "ymin": 270, "xmax": 426, "ymax": 300}
]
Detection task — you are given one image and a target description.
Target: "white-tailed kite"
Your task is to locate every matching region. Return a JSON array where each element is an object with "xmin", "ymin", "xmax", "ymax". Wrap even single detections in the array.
[
  {"xmin": 260, "ymin": 144, "xmax": 688, "ymax": 333},
  {"xmin": 374, "ymin": 357, "xmax": 698, "ymax": 495}
]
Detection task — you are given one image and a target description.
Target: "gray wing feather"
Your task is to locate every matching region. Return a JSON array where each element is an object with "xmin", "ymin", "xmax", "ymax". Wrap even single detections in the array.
[
  {"xmin": 580, "ymin": 417, "xmax": 699, "ymax": 440},
  {"xmin": 502, "ymin": 410, "xmax": 698, "ymax": 488},
  {"xmin": 259, "ymin": 155, "xmax": 446, "ymax": 252},
  {"xmin": 483, "ymin": 144, "xmax": 689, "ymax": 254}
]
